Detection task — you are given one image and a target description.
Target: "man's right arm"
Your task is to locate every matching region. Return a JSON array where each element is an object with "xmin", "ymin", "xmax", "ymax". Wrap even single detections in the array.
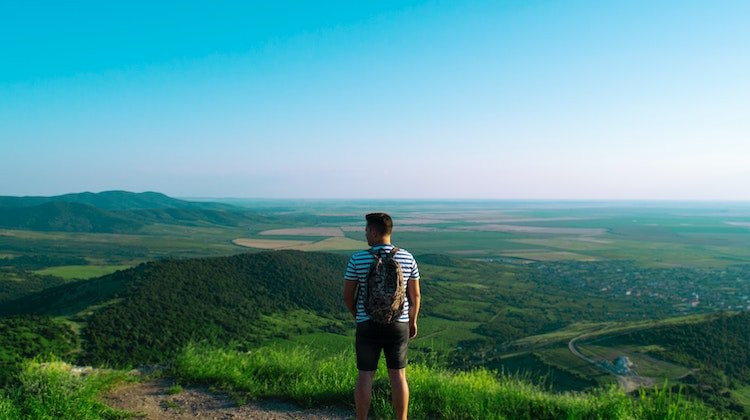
[{"xmin": 407, "ymin": 279, "xmax": 421, "ymax": 339}]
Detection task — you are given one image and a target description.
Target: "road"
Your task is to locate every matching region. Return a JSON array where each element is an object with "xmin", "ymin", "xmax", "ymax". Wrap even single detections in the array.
[{"xmin": 567, "ymin": 333, "xmax": 655, "ymax": 392}]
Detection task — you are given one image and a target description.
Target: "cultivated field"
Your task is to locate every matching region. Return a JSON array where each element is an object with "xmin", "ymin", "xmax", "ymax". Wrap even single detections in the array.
[{"xmin": 33, "ymin": 265, "xmax": 132, "ymax": 280}]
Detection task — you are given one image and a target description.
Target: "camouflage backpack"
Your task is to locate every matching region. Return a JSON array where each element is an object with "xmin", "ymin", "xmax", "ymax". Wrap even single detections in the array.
[{"xmin": 364, "ymin": 247, "xmax": 406, "ymax": 324}]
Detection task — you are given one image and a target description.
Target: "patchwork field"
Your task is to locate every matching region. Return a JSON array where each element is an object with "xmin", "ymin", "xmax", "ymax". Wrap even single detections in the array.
[
  {"xmin": 500, "ymin": 250, "xmax": 598, "ymax": 262},
  {"xmin": 33, "ymin": 265, "xmax": 133, "ymax": 280},
  {"xmin": 457, "ymin": 224, "xmax": 607, "ymax": 236},
  {"xmin": 232, "ymin": 238, "xmax": 313, "ymax": 249},
  {"xmin": 259, "ymin": 227, "xmax": 344, "ymax": 236},
  {"xmin": 233, "ymin": 236, "xmax": 368, "ymax": 251}
]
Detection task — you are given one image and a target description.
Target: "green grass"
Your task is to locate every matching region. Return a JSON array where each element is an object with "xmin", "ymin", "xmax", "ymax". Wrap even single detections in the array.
[
  {"xmin": 0, "ymin": 360, "xmax": 133, "ymax": 419},
  {"xmin": 33, "ymin": 265, "xmax": 132, "ymax": 280},
  {"xmin": 536, "ymin": 347, "xmax": 612, "ymax": 386},
  {"xmin": 271, "ymin": 331, "xmax": 353, "ymax": 355},
  {"xmin": 172, "ymin": 343, "xmax": 717, "ymax": 420},
  {"xmin": 167, "ymin": 384, "xmax": 183, "ymax": 395},
  {"xmin": 485, "ymin": 352, "xmax": 598, "ymax": 392},
  {"xmin": 411, "ymin": 316, "xmax": 483, "ymax": 352}
]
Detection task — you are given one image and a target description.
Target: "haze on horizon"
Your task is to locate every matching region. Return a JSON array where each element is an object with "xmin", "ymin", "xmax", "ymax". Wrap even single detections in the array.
[{"xmin": 1, "ymin": 1, "xmax": 748, "ymax": 201}]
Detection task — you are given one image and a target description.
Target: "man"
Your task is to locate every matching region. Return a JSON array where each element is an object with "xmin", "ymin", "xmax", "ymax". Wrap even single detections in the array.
[{"xmin": 343, "ymin": 212, "xmax": 421, "ymax": 420}]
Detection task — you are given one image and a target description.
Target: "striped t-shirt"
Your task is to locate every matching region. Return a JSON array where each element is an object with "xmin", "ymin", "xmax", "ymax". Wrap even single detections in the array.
[{"xmin": 344, "ymin": 244, "xmax": 420, "ymax": 323}]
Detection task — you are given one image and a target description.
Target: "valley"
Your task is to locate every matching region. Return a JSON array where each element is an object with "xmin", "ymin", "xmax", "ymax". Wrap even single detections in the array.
[{"xmin": 1, "ymin": 192, "xmax": 750, "ymax": 417}]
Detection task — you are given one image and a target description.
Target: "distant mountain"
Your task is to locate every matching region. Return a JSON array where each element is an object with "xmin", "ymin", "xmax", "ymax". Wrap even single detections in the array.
[
  {"xmin": 1, "ymin": 251, "xmax": 349, "ymax": 365},
  {"xmin": 0, "ymin": 190, "xmax": 235, "ymax": 210},
  {"xmin": 0, "ymin": 191, "xmax": 269, "ymax": 232},
  {"xmin": 0, "ymin": 201, "xmax": 144, "ymax": 233}
]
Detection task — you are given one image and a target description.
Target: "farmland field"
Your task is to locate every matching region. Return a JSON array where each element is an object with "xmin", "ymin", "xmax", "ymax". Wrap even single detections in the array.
[{"xmin": 33, "ymin": 264, "xmax": 133, "ymax": 280}]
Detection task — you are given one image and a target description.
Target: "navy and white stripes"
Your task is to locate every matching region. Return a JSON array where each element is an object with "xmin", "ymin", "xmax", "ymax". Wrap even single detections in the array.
[{"xmin": 345, "ymin": 244, "xmax": 420, "ymax": 323}]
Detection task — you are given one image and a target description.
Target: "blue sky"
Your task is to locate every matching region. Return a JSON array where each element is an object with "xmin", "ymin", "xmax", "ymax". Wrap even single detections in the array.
[{"xmin": 1, "ymin": 1, "xmax": 748, "ymax": 199}]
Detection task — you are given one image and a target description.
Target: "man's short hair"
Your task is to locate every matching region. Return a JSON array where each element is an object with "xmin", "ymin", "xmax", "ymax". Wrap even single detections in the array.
[{"xmin": 366, "ymin": 212, "xmax": 393, "ymax": 236}]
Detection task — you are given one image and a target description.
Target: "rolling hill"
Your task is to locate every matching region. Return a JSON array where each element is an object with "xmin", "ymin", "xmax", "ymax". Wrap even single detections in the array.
[
  {"xmin": 0, "ymin": 201, "xmax": 145, "ymax": 233},
  {"xmin": 0, "ymin": 190, "xmax": 230, "ymax": 210},
  {"xmin": 0, "ymin": 190, "xmax": 271, "ymax": 232},
  {"xmin": 1, "ymin": 251, "xmax": 349, "ymax": 365}
]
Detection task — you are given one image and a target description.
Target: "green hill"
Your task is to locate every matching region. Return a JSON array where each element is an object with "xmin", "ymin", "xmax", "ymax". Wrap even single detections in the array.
[
  {"xmin": 591, "ymin": 312, "xmax": 750, "ymax": 413},
  {"xmin": 2, "ymin": 251, "xmax": 349, "ymax": 366},
  {"xmin": 500, "ymin": 311, "xmax": 750, "ymax": 415},
  {"xmin": 0, "ymin": 190, "xmax": 231, "ymax": 210},
  {"xmin": 0, "ymin": 191, "xmax": 272, "ymax": 232},
  {"xmin": 0, "ymin": 315, "xmax": 79, "ymax": 385},
  {"xmin": 0, "ymin": 201, "xmax": 144, "ymax": 233}
]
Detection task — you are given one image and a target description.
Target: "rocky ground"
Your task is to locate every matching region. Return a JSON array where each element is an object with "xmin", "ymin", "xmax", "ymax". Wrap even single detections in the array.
[{"xmin": 103, "ymin": 378, "xmax": 351, "ymax": 419}]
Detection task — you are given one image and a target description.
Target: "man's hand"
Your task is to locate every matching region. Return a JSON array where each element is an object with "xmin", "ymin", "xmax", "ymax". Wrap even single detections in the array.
[{"xmin": 409, "ymin": 322, "xmax": 418, "ymax": 339}]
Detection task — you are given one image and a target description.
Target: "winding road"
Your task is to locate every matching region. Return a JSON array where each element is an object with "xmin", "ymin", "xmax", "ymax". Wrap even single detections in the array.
[{"xmin": 567, "ymin": 333, "xmax": 656, "ymax": 393}]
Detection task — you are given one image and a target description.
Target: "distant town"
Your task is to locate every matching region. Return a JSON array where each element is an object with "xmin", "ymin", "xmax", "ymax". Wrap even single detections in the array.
[{"xmin": 530, "ymin": 261, "xmax": 750, "ymax": 315}]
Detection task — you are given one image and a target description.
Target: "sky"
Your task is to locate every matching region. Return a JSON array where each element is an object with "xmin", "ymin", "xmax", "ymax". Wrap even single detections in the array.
[{"xmin": 1, "ymin": 0, "xmax": 748, "ymax": 200}]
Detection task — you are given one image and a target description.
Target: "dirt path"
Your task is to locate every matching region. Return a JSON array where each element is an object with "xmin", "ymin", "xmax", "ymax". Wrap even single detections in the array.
[{"xmin": 103, "ymin": 378, "xmax": 351, "ymax": 419}]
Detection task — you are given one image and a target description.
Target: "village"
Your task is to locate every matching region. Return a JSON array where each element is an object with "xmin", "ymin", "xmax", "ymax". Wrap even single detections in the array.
[{"xmin": 531, "ymin": 261, "xmax": 750, "ymax": 314}]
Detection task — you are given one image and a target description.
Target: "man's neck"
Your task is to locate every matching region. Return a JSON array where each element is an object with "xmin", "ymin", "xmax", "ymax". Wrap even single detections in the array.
[{"xmin": 371, "ymin": 237, "xmax": 392, "ymax": 246}]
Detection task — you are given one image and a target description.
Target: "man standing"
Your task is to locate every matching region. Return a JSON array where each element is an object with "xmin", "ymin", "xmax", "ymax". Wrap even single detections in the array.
[{"xmin": 343, "ymin": 212, "xmax": 421, "ymax": 420}]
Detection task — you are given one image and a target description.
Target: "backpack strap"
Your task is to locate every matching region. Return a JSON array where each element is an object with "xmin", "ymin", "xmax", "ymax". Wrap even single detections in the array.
[{"xmin": 367, "ymin": 246, "xmax": 399, "ymax": 258}]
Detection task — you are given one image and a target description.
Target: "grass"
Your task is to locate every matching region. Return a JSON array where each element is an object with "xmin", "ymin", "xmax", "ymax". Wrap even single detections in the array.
[
  {"xmin": 33, "ymin": 265, "xmax": 132, "ymax": 280},
  {"xmin": 411, "ymin": 316, "xmax": 483, "ymax": 352},
  {"xmin": 276, "ymin": 332, "xmax": 353, "ymax": 354},
  {"xmin": 172, "ymin": 343, "xmax": 717, "ymax": 420},
  {"xmin": 167, "ymin": 384, "xmax": 183, "ymax": 395},
  {"xmin": 0, "ymin": 360, "xmax": 133, "ymax": 419}
]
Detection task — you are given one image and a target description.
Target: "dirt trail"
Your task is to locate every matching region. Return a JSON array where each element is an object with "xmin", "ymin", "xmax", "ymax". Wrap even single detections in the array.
[{"xmin": 103, "ymin": 378, "xmax": 351, "ymax": 419}]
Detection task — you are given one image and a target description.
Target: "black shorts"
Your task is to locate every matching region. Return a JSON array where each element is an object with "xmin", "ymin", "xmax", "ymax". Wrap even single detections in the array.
[{"xmin": 355, "ymin": 320, "xmax": 409, "ymax": 371}]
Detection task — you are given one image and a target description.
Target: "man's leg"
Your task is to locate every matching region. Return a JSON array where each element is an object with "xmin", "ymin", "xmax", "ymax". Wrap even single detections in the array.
[
  {"xmin": 355, "ymin": 370, "xmax": 375, "ymax": 420},
  {"xmin": 388, "ymin": 368, "xmax": 409, "ymax": 420}
]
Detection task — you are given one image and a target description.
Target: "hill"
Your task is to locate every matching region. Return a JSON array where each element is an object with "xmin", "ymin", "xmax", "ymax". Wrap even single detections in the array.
[
  {"xmin": 0, "ymin": 190, "xmax": 231, "ymax": 210},
  {"xmin": 494, "ymin": 311, "xmax": 750, "ymax": 415},
  {"xmin": 0, "ymin": 191, "xmax": 271, "ymax": 232},
  {"xmin": 2, "ymin": 251, "xmax": 349, "ymax": 366},
  {"xmin": 589, "ymin": 311, "xmax": 750, "ymax": 413},
  {"xmin": 0, "ymin": 201, "xmax": 144, "ymax": 233}
]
